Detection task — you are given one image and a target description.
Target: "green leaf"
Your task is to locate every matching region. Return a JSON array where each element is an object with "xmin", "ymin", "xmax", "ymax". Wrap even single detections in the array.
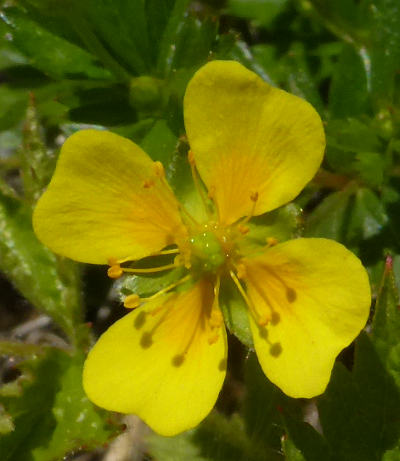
[
  {"xmin": 0, "ymin": 193, "xmax": 82, "ymax": 342},
  {"xmin": 20, "ymin": 97, "xmax": 55, "ymax": 203},
  {"xmin": 119, "ymin": 266, "xmax": 186, "ymax": 300},
  {"xmin": 147, "ymin": 411, "xmax": 268, "ymax": 461},
  {"xmin": 282, "ymin": 439, "xmax": 306, "ymax": 461},
  {"xmin": 284, "ymin": 42, "xmax": 324, "ymax": 114},
  {"xmin": 371, "ymin": 255, "xmax": 400, "ymax": 386},
  {"xmin": 156, "ymin": 0, "xmax": 191, "ymax": 76},
  {"xmin": 366, "ymin": 0, "xmax": 400, "ymax": 103},
  {"xmin": 1, "ymin": 7, "xmax": 111, "ymax": 80},
  {"xmin": 76, "ymin": 0, "xmax": 150, "ymax": 75},
  {"xmin": 329, "ymin": 44, "xmax": 370, "ymax": 118},
  {"xmin": 318, "ymin": 332, "xmax": 400, "ymax": 461},
  {"xmin": 240, "ymin": 203, "xmax": 302, "ymax": 255},
  {"xmin": 0, "ymin": 86, "xmax": 29, "ymax": 131},
  {"xmin": 316, "ymin": 258, "xmax": 400, "ymax": 461},
  {"xmin": 227, "ymin": 0, "xmax": 288, "ymax": 27},
  {"xmin": 0, "ymin": 349, "xmax": 118, "ymax": 461},
  {"xmin": 305, "ymin": 187, "xmax": 388, "ymax": 247}
]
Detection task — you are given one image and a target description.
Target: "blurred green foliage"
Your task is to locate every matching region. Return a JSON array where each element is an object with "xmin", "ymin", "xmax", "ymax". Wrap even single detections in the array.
[{"xmin": 0, "ymin": 0, "xmax": 400, "ymax": 459}]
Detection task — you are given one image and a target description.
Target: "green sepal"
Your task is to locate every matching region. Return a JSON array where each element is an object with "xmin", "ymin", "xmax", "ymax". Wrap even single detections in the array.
[{"xmin": 220, "ymin": 276, "xmax": 253, "ymax": 349}]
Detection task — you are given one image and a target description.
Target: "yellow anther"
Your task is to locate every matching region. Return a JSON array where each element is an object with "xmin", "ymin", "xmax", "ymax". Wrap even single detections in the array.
[
  {"xmin": 238, "ymin": 224, "xmax": 249, "ymax": 235},
  {"xmin": 107, "ymin": 264, "xmax": 123, "ymax": 279},
  {"xmin": 124, "ymin": 294, "xmax": 141, "ymax": 309},
  {"xmin": 209, "ymin": 309, "xmax": 223, "ymax": 328},
  {"xmin": 107, "ymin": 257, "xmax": 119, "ymax": 266},
  {"xmin": 208, "ymin": 185, "xmax": 216, "ymax": 199},
  {"xmin": 250, "ymin": 190, "xmax": 259, "ymax": 202},
  {"xmin": 143, "ymin": 178, "xmax": 155, "ymax": 189},
  {"xmin": 208, "ymin": 332, "xmax": 219, "ymax": 345},
  {"xmin": 266, "ymin": 237, "xmax": 279, "ymax": 247},
  {"xmin": 188, "ymin": 150, "xmax": 195, "ymax": 166},
  {"xmin": 153, "ymin": 161, "xmax": 165, "ymax": 178},
  {"xmin": 257, "ymin": 315, "xmax": 270, "ymax": 327},
  {"xmin": 236, "ymin": 263, "xmax": 247, "ymax": 279}
]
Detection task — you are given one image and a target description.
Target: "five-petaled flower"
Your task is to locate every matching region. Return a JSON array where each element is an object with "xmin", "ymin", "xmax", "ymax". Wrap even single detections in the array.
[{"xmin": 33, "ymin": 60, "xmax": 371, "ymax": 436}]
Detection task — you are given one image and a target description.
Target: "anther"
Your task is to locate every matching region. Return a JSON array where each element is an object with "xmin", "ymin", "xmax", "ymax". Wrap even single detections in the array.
[
  {"xmin": 143, "ymin": 179, "xmax": 155, "ymax": 189},
  {"xmin": 153, "ymin": 161, "xmax": 165, "ymax": 178},
  {"xmin": 266, "ymin": 237, "xmax": 278, "ymax": 247},
  {"xmin": 236, "ymin": 263, "xmax": 247, "ymax": 279},
  {"xmin": 208, "ymin": 185, "xmax": 216, "ymax": 199},
  {"xmin": 250, "ymin": 190, "xmax": 259, "ymax": 202},
  {"xmin": 124, "ymin": 294, "xmax": 141, "ymax": 309},
  {"xmin": 208, "ymin": 332, "xmax": 219, "ymax": 345},
  {"xmin": 108, "ymin": 264, "xmax": 123, "ymax": 279},
  {"xmin": 188, "ymin": 150, "xmax": 195, "ymax": 166},
  {"xmin": 209, "ymin": 309, "xmax": 223, "ymax": 328},
  {"xmin": 238, "ymin": 224, "xmax": 249, "ymax": 235},
  {"xmin": 257, "ymin": 314, "xmax": 270, "ymax": 327}
]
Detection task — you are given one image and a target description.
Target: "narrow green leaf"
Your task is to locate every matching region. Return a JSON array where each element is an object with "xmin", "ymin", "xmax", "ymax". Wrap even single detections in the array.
[
  {"xmin": 329, "ymin": 44, "xmax": 370, "ymax": 118},
  {"xmin": 0, "ymin": 193, "xmax": 82, "ymax": 342},
  {"xmin": 1, "ymin": 7, "xmax": 111, "ymax": 80}
]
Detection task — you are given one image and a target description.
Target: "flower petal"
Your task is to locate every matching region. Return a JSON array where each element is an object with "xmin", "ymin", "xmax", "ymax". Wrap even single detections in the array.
[
  {"xmin": 241, "ymin": 238, "xmax": 370, "ymax": 398},
  {"xmin": 83, "ymin": 279, "xmax": 227, "ymax": 436},
  {"xmin": 33, "ymin": 130, "xmax": 186, "ymax": 264},
  {"xmin": 184, "ymin": 61, "xmax": 325, "ymax": 225}
]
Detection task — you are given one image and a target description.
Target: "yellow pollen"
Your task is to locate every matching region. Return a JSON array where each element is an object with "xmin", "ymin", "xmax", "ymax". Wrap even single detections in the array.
[
  {"xmin": 108, "ymin": 264, "xmax": 123, "ymax": 279},
  {"xmin": 266, "ymin": 237, "xmax": 279, "ymax": 247},
  {"xmin": 124, "ymin": 294, "xmax": 141, "ymax": 309},
  {"xmin": 153, "ymin": 161, "xmax": 165, "ymax": 178}
]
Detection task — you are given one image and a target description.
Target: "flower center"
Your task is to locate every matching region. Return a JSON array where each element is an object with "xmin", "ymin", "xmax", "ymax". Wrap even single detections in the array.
[{"xmin": 189, "ymin": 230, "xmax": 226, "ymax": 274}]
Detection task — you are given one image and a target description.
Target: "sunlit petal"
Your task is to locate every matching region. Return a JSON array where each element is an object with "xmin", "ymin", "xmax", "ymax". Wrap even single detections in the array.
[
  {"xmin": 83, "ymin": 279, "xmax": 227, "ymax": 436},
  {"xmin": 33, "ymin": 130, "xmax": 186, "ymax": 264},
  {"xmin": 241, "ymin": 238, "xmax": 370, "ymax": 397},
  {"xmin": 184, "ymin": 60, "xmax": 325, "ymax": 225}
]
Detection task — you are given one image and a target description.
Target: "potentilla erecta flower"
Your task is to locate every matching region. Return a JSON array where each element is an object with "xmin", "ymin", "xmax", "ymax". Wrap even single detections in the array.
[{"xmin": 33, "ymin": 60, "xmax": 371, "ymax": 436}]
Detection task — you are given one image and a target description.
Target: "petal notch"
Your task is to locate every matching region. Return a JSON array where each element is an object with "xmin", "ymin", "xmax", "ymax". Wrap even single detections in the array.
[{"xmin": 184, "ymin": 60, "xmax": 325, "ymax": 225}]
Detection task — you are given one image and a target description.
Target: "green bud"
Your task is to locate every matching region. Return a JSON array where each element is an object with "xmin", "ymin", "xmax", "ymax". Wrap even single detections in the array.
[{"xmin": 129, "ymin": 76, "xmax": 165, "ymax": 113}]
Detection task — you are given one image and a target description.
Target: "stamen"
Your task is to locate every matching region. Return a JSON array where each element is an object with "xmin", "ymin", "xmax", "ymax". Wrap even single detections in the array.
[
  {"xmin": 238, "ymin": 224, "xmax": 250, "ymax": 235},
  {"xmin": 208, "ymin": 185, "xmax": 216, "ymax": 199},
  {"xmin": 122, "ymin": 262, "xmax": 178, "ymax": 274},
  {"xmin": 143, "ymin": 179, "xmax": 155, "ymax": 189},
  {"xmin": 266, "ymin": 237, "xmax": 278, "ymax": 247},
  {"xmin": 208, "ymin": 276, "xmax": 223, "ymax": 344},
  {"xmin": 230, "ymin": 269, "xmax": 270, "ymax": 326},
  {"xmin": 142, "ymin": 274, "xmax": 192, "ymax": 309},
  {"xmin": 124, "ymin": 294, "xmax": 141, "ymax": 309},
  {"xmin": 188, "ymin": 150, "xmax": 212, "ymax": 218},
  {"xmin": 236, "ymin": 189, "xmax": 259, "ymax": 229},
  {"xmin": 108, "ymin": 264, "xmax": 123, "ymax": 279},
  {"xmin": 153, "ymin": 161, "xmax": 165, "ymax": 178}
]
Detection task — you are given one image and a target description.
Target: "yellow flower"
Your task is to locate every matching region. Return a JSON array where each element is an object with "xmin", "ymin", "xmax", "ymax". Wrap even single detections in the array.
[{"xmin": 33, "ymin": 61, "xmax": 371, "ymax": 436}]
